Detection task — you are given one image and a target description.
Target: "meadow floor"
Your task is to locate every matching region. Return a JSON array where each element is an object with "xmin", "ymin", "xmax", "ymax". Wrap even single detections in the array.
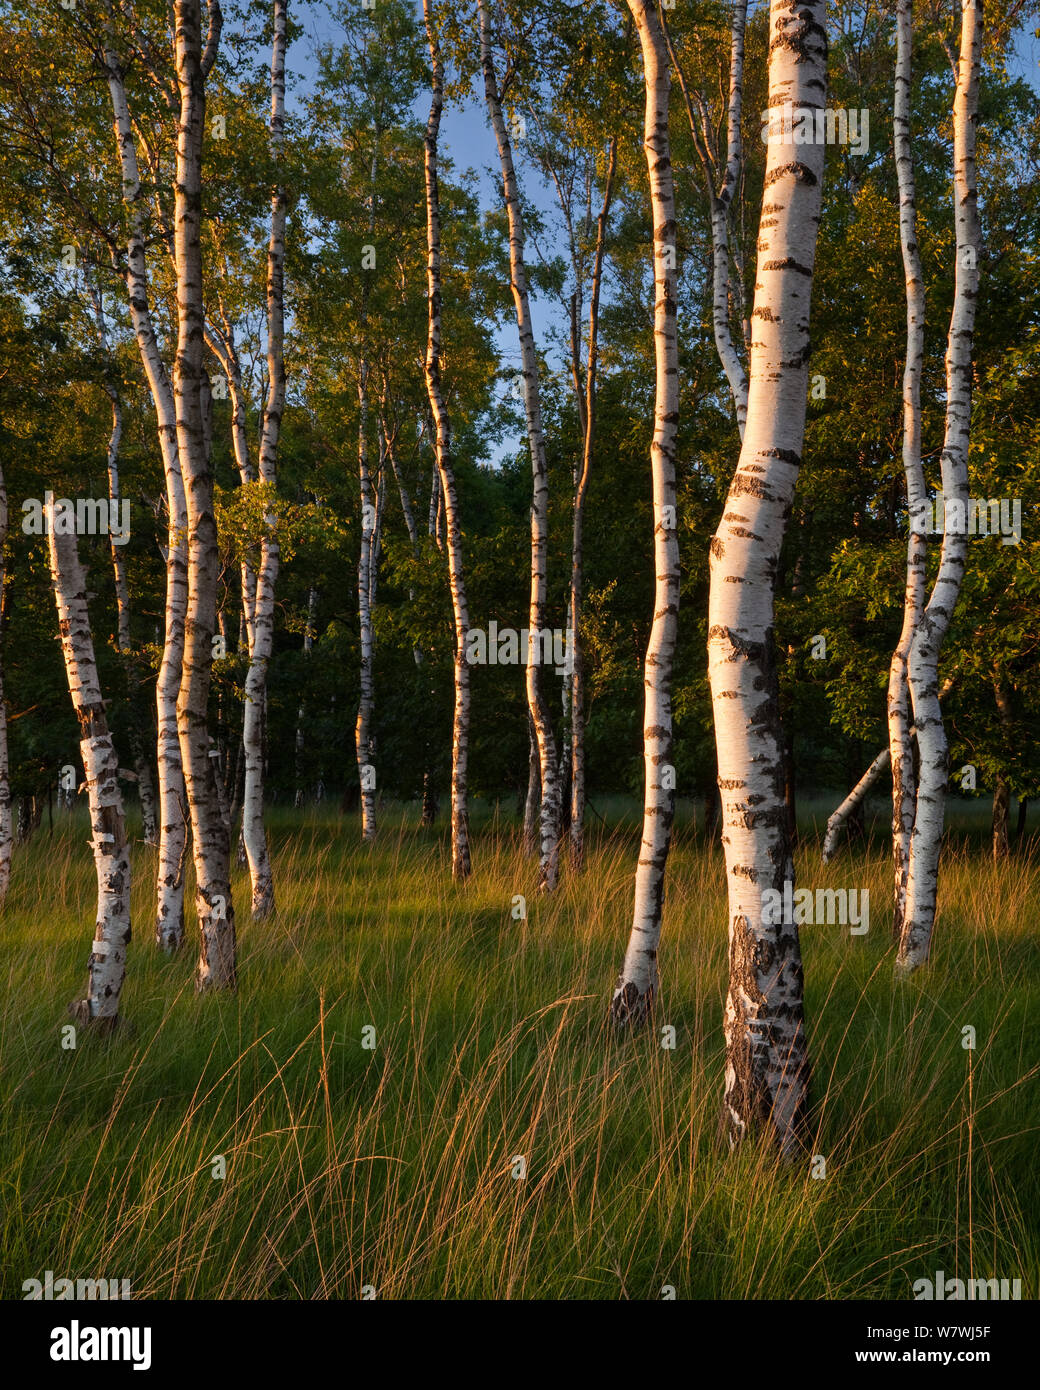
[{"xmin": 1, "ymin": 798, "xmax": 1037, "ymax": 1299}]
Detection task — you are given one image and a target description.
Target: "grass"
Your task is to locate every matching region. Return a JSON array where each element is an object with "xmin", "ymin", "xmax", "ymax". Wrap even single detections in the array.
[{"xmin": 1, "ymin": 796, "xmax": 1038, "ymax": 1299}]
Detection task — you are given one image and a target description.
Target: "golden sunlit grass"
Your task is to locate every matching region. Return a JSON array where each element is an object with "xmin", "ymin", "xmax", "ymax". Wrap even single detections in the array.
[{"xmin": 1, "ymin": 800, "xmax": 1037, "ymax": 1299}]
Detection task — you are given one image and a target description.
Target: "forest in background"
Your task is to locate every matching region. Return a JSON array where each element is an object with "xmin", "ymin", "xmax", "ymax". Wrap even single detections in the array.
[{"xmin": 0, "ymin": 0, "xmax": 1037, "ymax": 1305}]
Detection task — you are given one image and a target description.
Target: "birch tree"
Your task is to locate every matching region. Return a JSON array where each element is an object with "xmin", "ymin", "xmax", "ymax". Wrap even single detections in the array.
[
  {"xmin": 100, "ymin": 28, "xmax": 190, "ymax": 952},
  {"xmin": 665, "ymin": 0, "xmax": 750, "ymax": 437},
  {"xmin": 707, "ymin": 0, "xmax": 828, "ymax": 1153},
  {"xmin": 477, "ymin": 0, "xmax": 561, "ymax": 891},
  {"xmin": 897, "ymin": 0, "xmax": 982, "ymax": 974},
  {"xmin": 49, "ymin": 506, "xmax": 131, "ymax": 1029},
  {"xmin": 206, "ymin": 0, "xmax": 287, "ymax": 917},
  {"xmin": 173, "ymin": 0, "xmax": 236, "ymax": 989},
  {"xmin": 86, "ymin": 273, "xmax": 159, "ymax": 845},
  {"xmin": 609, "ymin": 0, "xmax": 680, "ymax": 1024},
  {"xmin": 886, "ymin": 0, "xmax": 928, "ymax": 941},
  {"xmin": 423, "ymin": 0, "xmax": 471, "ymax": 879}
]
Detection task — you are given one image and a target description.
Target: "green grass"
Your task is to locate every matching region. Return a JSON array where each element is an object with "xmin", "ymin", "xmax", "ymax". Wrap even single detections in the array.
[{"xmin": 1, "ymin": 799, "xmax": 1038, "ymax": 1299}]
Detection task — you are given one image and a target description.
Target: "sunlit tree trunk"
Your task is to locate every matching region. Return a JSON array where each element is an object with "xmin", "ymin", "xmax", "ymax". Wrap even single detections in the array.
[
  {"xmin": 667, "ymin": 0, "xmax": 749, "ymax": 437},
  {"xmin": 478, "ymin": 0, "xmax": 560, "ymax": 890},
  {"xmin": 570, "ymin": 138, "xmax": 616, "ymax": 870},
  {"xmin": 49, "ymin": 511, "xmax": 131, "ymax": 1029},
  {"xmin": 609, "ymin": 0, "xmax": 680, "ymax": 1025},
  {"xmin": 423, "ymin": 0, "xmax": 471, "ymax": 879},
  {"xmin": 888, "ymin": 0, "xmax": 928, "ymax": 940},
  {"xmin": 102, "ymin": 37, "xmax": 188, "ymax": 950},
  {"xmin": 707, "ymin": 0, "xmax": 828, "ymax": 1153},
  {"xmin": 897, "ymin": 0, "xmax": 982, "ymax": 974},
  {"xmin": 173, "ymin": 0, "xmax": 236, "ymax": 990},
  {"xmin": 240, "ymin": 0, "xmax": 287, "ymax": 919}
]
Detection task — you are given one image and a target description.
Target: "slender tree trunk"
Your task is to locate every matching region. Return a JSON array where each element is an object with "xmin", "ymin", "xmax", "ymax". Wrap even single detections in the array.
[
  {"xmin": 49, "ymin": 511, "xmax": 131, "ymax": 1028},
  {"xmin": 101, "ymin": 38, "xmax": 188, "ymax": 950},
  {"xmin": 293, "ymin": 586, "xmax": 316, "ymax": 808},
  {"xmin": 478, "ymin": 0, "xmax": 560, "ymax": 891},
  {"xmin": 0, "ymin": 461, "xmax": 11, "ymax": 906},
  {"xmin": 888, "ymin": 0, "xmax": 929, "ymax": 941},
  {"xmin": 824, "ymin": 676, "xmax": 956, "ymax": 862},
  {"xmin": 523, "ymin": 715, "xmax": 539, "ymax": 854},
  {"xmin": 707, "ymin": 0, "xmax": 828, "ymax": 1154},
  {"xmin": 570, "ymin": 138, "xmax": 617, "ymax": 871},
  {"xmin": 609, "ymin": 0, "xmax": 680, "ymax": 1025},
  {"xmin": 1016, "ymin": 798, "xmax": 1028, "ymax": 845},
  {"xmin": 355, "ymin": 127, "xmax": 380, "ymax": 843},
  {"xmin": 666, "ymin": 0, "xmax": 749, "ymax": 436},
  {"xmin": 423, "ymin": 1, "xmax": 471, "ymax": 880},
  {"xmin": 897, "ymin": 0, "xmax": 982, "ymax": 974},
  {"xmin": 992, "ymin": 778, "xmax": 1010, "ymax": 860},
  {"xmin": 822, "ymin": 749, "xmax": 890, "ymax": 863},
  {"xmin": 240, "ymin": 0, "xmax": 287, "ymax": 919},
  {"xmin": 173, "ymin": 0, "xmax": 236, "ymax": 990}
]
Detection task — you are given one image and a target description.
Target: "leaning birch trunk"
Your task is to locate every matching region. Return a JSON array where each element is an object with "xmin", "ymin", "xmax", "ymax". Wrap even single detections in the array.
[
  {"xmin": 173, "ymin": 0, "xmax": 236, "ymax": 990},
  {"xmin": 707, "ymin": 0, "xmax": 827, "ymax": 1154},
  {"xmin": 822, "ymin": 748, "xmax": 890, "ymax": 862},
  {"xmin": 478, "ymin": 0, "xmax": 560, "ymax": 891},
  {"xmin": 0, "ymin": 461, "xmax": 11, "ymax": 906},
  {"xmin": 897, "ymin": 0, "xmax": 982, "ymax": 975},
  {"xmin": 49, "ymin": 510, "xmax": 131, "ymax": 1028},
  {"xmin": 888, "ymin": 0, "xmax": 928, "ymax": 939},
  {"xmin": 423, "ymin": 0, "xmax": 471, "ymax": 879},
  {"xmin": 240, "ymin": 0, "xmax": 287, "ymax": 918},
  {"xmin": 609, "ymin": 0, "xmax": 680, "ymax": 1024},
  {"xmin": 570, "ymin": 138, "xmax": 616, "ymax": 870},
  {"xmin": 822, "ymin": 675, "xmax": 956, "ymax": 862},
  {"xmin": 101, "ymin": 39, "xmax": 188, "ymax": 949}
]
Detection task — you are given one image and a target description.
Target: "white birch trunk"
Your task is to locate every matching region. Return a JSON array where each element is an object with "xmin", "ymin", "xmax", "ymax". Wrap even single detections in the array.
[
  {"xmin": 897, "ymin": 0, "xmax": 982, "ymax": 974},
  {"xmin": 49, "ymin": 511, "xmax": 131, "ymax": 1029},
  {"xmin": 102, "ymin": 39, "xmax": 188, "ymax": 949},
  {"xmin": 423, "ymin": 0, "xmax": 471, "ymax": 880},
  {"xmin": 570, "ymin": 138, "xmax": 617, "ymax": 870},
  {"xmin": 888, "ymin": 0, "xmax": 928, "ymax": 940},
  {"xmin": 707, "ymin": 0, "xmax": 828, "ymax": 1154},
  {"xmin": 240, "ymin": 0, "xmax": 287, "ymax": 919},
  {"xmin": 173, "ymin": 0, "xmax": 236, "ymax": 990},
  {"xmin": 667, "ymin": 1, "xmax": 749, "ymax": 436},
  {"xmin": 478, "ymin": 0, "xmax": 561, "ymax": 890},
  {"xmin": 822, "ymin": 749, "xmax": 890, "ymax": 863},
  {"xmin": 609, "ymin": 0, "xmax": 680, "ymax": 1025}
]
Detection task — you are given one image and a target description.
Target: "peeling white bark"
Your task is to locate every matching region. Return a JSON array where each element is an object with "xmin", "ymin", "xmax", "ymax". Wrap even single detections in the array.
[
  {"xmin": 888, "ymin": 0, "xmax": 928, "ymax": 939},
  {"xmin": 478, "ymin": 0, "xmax": 561, "ymax": 891},
  {"xmin": 49, "ymin": 511, "xmax": 131, "ymax": 1028},
  {"xmin": 707, "ymin": 0, "xmax": 828, "ymax": 1154},
  {"xmin": 423, "ymin": 0, "xmax": 471, "ymax": 880},
  {"xmin": 101, "ymin": 37, "xmax": 188, "ymax": 949},
  {"xmin": 609, "ymin": 0, "xmax": 681, "ymax": 1026},
  {"xmin": 897, "ymin": 0, "xmax": 981, "ymax": 975},
  {"xmin": 173, "ymin": 0, "xmax": 236, "ymax": 990}
]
